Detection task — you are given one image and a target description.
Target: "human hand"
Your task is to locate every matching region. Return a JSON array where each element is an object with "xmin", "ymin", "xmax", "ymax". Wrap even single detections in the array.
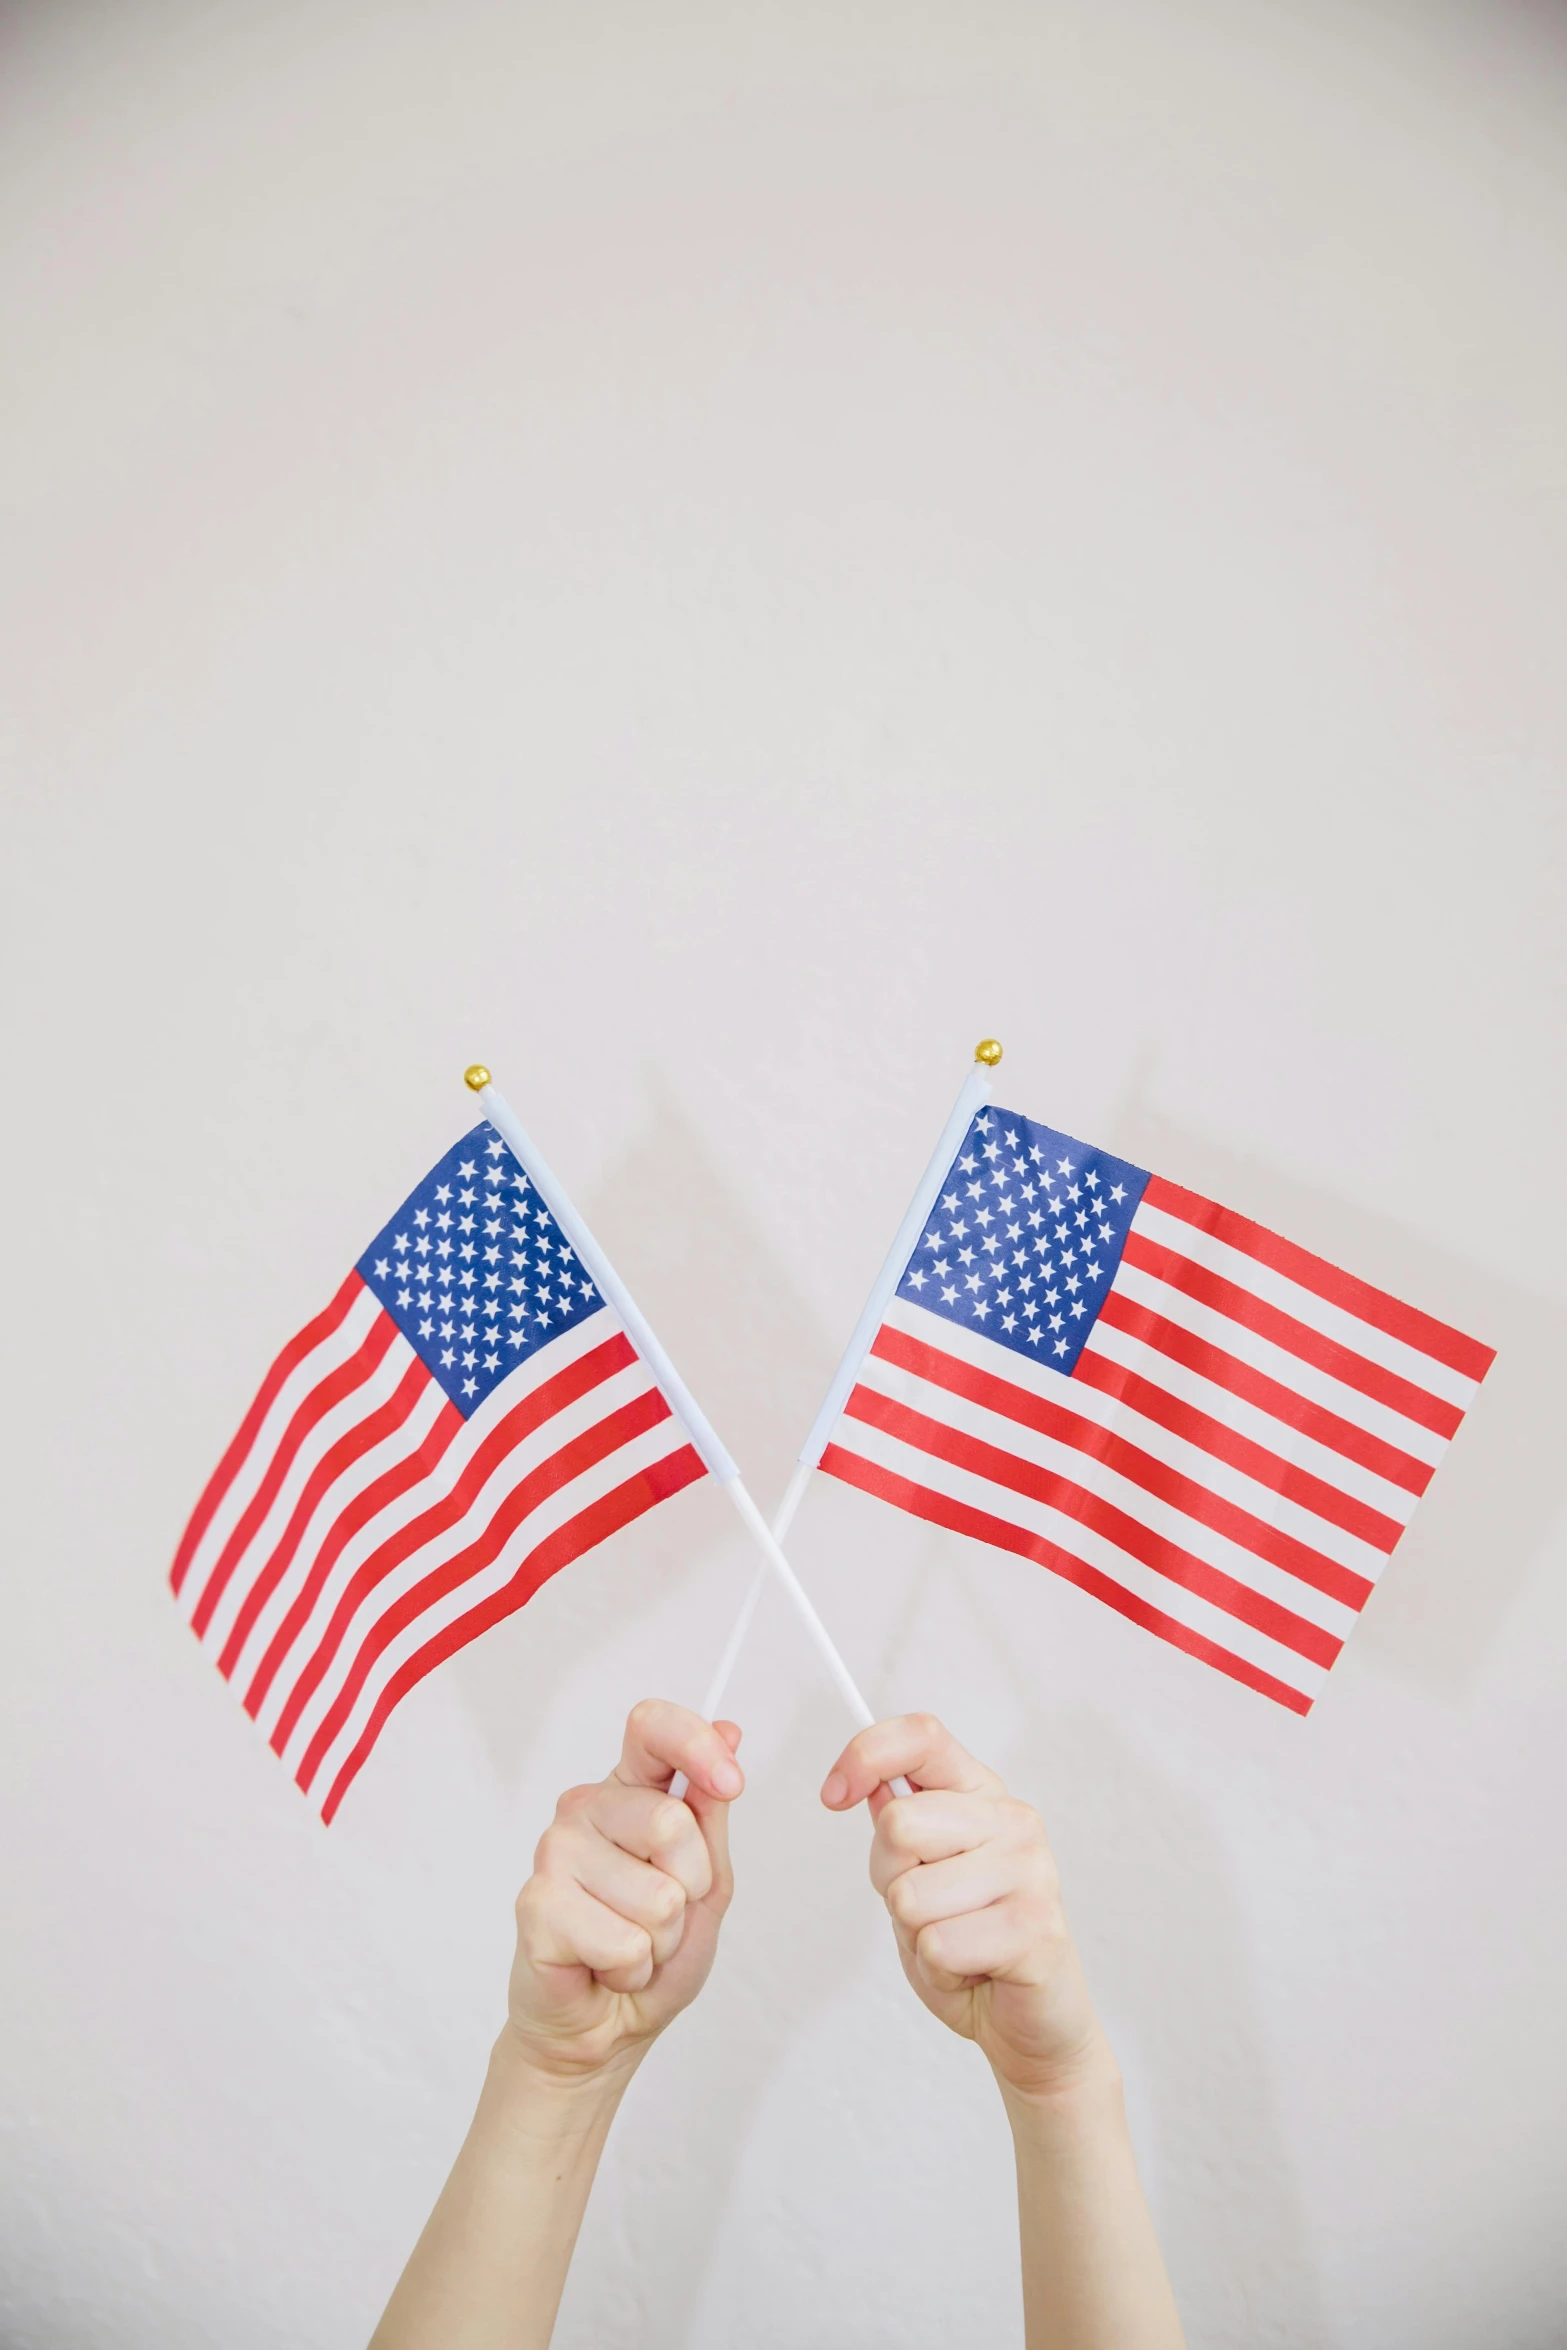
[
  {"xmin": 506, "ymin": 1699, "xmax": 743, "ymax": 2088},
  {"xmin": 821, "ymin": 1713, "xmax": 1113, "ymax": 2105}
]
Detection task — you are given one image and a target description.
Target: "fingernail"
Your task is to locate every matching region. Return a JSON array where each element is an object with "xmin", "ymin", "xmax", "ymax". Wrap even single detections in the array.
[
  {"xmin": 712, "ymin": 1759, "xmax": 743, "ymax": 1797},
  {"xmin": 821, "ymin": 1771, "xmax": 848, "ymax": 1807}
]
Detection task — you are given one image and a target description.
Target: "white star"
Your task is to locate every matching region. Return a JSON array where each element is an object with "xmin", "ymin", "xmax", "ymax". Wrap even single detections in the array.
[
  {"xmin": 972, "ymin": 1297, "xmax": 991, "ymax": 1320},
  {"xmin": 1002, "ymin": 1313, "xmax": 1017, "ymax": 1333},
  {"xmin": 418, "ymin": 1318, "xmax": 434, "ymax": 1338},
  {"xmin": 1056, "ymin": 1157, "xmax": 1074, "ymax": 1175},
  {"xmin": 943, "ymin": 1189, "xmax": 962, "ymax": 1209},
  {"xmin": 1053, "ymin": 1338, "xmax": 1069, "ymax": 1357},
  {"xmin": 965, "ymin": 1271, "xmax": 984, "ymax": 1292},
  {"xmin": 1022, "ymin": 1299, "xmax": 1038, "ymax": 1319},
  {"xmin": 393, "ymin": 1232, "xmax": 410, "ymax": 1254},
  {"xmin": 484, "ymin": 1352, "xmax": 500, "ymax": 1372},
  {"xmin": 1049, "ymin": 1314, "xmax": 1064, "ymax": 1332},
  {"xmin": 457, "ymin": 1161, "xmax": 475, "ymax": 1178},
  {"xmin": 1027, "ymin": 1325, "xmax": 1043, "ymax": 1344},
  {"xmin": 440, "ymin": 1347, "xmax": 455, "ymax": 1367},
  {"xmin": 1070, "ymin": 1300, "xmax": 1086, "ymax": 1318},
  {"xmin": 1085, "ymin": 1169, "xmax": 1099, "ymax": 1189},
  {"xmin": 941, "ymin": 1284, "xmax": 959, "ymax": 1304},
  {"xmin": 397, "ymin": 1288, "xmax": 412, "ymax": 1310},
  {"xmin": 413, "ymin": 1207, "xmax": 431, "ymax": 1228},
  {"xmin": 372, "ymin": 1257, "xmax": 390, "ymax": 1280},
  {"xmin": 1110, "ymin": 1183, "xmax": 1127, "ymax": 1204},
  {"xmin": 434, "ymin": 1185, "xmax": 451, "ymax": 1205},
  {"xmin": 907, "ymin": 1268, "xmax": 927, "ymax": 1289},
  {"xmin": 461, "ymin": 1377, "xmax": 478, "ymax": 1397}
]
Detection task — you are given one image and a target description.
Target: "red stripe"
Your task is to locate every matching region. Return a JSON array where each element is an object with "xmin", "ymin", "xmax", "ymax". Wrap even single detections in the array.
[
  {"xmin": 844, "ymin": 1384, "xmax": 1343, "ymax": 1668},
  {"xmin": 316, "ymin": 1445, "xmax": 706, "ymax": 1823},
  {"xmin": 1069, "ymin": 1346, "xmax": 1403, "ymax": 1554},
  {"xmin": 189, "ymin": 1309, "xmax": 400, "ymax": 1639},
  {"xmin": 870, "ymin": 1323, "xmax": 1374, "ymax": 1610},
  {"xmin": 819, "ymin": 1444, "xmax": 1313, "ymax": 1716},
  {"xmin": 268, "ymin": 1332, "xmax": 639, "ymax": 1756},
  {"xmin": 1120, "ymin": 1230, "xmax": 1464, "ymax": 1442},
  {"xmin": 1142, "ymin": 1174, "xmax": 1494, "ymax": 1383},
  {"xmin": 1092, "ymin": 1288, "xmax": 1433, "ymax": 1497},
  {"xmin": 169, "ymin": 1271, "xmax": 365, "ymax": 1597},
  {"xmin": 215, "ymin": 1355, "xmax": 434, "ymax": 1682},
  {"xmin": 242, "ymin": 1398, "xmax": 463, "ymax": 1719}
]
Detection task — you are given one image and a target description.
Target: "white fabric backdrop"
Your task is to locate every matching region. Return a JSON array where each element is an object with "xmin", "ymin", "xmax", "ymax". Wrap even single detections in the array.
[{"xmin": 2, "ymin": 3, "xmax": 1564, "ymax": 2343}]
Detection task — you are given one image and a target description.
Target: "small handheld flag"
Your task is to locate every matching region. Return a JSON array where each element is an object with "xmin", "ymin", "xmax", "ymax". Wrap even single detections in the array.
[
  {"xmin": 695, "ymin": 1043, "xmax": 1494, "ymax": 1723},
  {"xmin": 807, "ymin": 1075, "xmax": 1495, "ymax": 1714},
  {"xmin": 173, "ymin": 1067, "xmax": 897, "ymax": 1819},
  {"xmin": 171, "ymin": 1100, "xmax": 713, "ymax": 1820}
]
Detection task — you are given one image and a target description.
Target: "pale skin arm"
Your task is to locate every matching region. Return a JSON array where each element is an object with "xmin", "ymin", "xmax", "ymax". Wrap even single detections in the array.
[
  {"xmin": 369, "ymin": 1700, "xmax": 744, "ymax": 2350},
  {"xmin": 822, "ymin": 1714, "xmax": 1185, "ymax": 2350}
]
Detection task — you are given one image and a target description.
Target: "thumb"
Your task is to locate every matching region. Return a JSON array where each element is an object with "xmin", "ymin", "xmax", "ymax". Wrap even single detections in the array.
[{"xmin": 682, "ymin": 1720, "xmax": 741, "ymax": 1909}]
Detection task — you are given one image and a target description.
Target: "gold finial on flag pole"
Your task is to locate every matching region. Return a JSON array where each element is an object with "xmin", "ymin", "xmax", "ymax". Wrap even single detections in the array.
[
  {"xmin": 464, "ymin": 1064, "xmax": 492, "ymax": 1091},
  {"xmin": 974, "ymin": 1037, "xmax": 1003, "ymax": 1066}
]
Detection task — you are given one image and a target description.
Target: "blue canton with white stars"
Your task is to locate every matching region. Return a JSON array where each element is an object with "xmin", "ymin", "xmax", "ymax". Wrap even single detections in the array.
[
  {"xmin": 899, "ymin": 1108, "xmax": 1151, "ymax": 1374},
  {"xmin": 357, "ymin": 1123, "xmax": 605, "ymax": 1417}
]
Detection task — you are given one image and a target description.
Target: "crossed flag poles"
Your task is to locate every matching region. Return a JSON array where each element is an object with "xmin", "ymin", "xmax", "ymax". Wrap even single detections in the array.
[{"xmin": 170, "ymin": 1043, "xmax": 1490, "ymax": 1818}]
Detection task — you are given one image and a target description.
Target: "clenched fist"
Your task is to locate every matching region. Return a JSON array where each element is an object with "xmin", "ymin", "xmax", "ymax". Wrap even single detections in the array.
[
  {"xmin": 507, "ymin": 1699, "xmax": 744, "ymax": 2086},
  {"xmin": 822, "ymin": 1713, "xmax": 1113, "ymax": 2105}
]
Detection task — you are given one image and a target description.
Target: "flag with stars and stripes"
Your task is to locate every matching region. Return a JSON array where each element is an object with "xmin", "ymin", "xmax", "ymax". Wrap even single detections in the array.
[
  {"xmin": 815, "ymin": 1106, "xmax": 1494, "ymax": 1715},
  {"xmin": 170, "ymin": 1123, "xmax": 707, "ymax": 1821}
]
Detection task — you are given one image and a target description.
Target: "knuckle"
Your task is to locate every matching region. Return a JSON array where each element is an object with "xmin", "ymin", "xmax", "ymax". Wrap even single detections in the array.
[
  {"xmin": 886, "ymin": 1871, "xmax": 923, "ymax": 1927},
  {"xmin": 881, "ymin": 1803, "xmax": 917, "ymax": 1855},
  {"xmin": 909, "ymin": 1710, "xmax": 944, "ymax": 1743},
  {"xmin": 533, "ymin": 1824, "xmax": 570, "ymax": 1873},
  {"xmin": 555, "ymin": 1782, "xmax": 596, "ymax": 1822},
  {"xmin": 651, "ymin": 1874, "xmax": 686, "ymax": 1924},
  {"xmin": 627, "ymin": 1698, "xmax": 662, "ymax": 1739},
  {"xmin": 649, "ymin": 1797, "xmax": 689, "ymax": 1851}
]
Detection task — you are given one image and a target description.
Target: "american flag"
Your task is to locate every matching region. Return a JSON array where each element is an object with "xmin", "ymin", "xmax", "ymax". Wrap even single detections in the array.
[
  {"xmin": 171, "ymin": 1122, "xmax": 706, "ymax": 1820},
  {"xmin": 817, "ymin": 1106, "xmax": 1493, "ymax": 1714}
]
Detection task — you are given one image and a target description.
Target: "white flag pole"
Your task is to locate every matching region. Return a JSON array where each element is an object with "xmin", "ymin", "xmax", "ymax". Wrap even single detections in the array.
[
  {"xmin": 681, "ymin": 1040, "xmax": 1003, "ymax": 1732},
  {"xmin": 464, "ymin": 1067, "xmax": 891, "ymax": 1744}
]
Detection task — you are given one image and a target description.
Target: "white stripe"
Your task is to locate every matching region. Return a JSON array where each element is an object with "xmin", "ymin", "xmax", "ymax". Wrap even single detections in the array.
[
  {"xmin": 304, "ymin": 1414, "xmax": 692, "ymax": 1807},
  {"xmin": 196, "ymin": 1331, "xmax": 419, "ymax": 1662},
  {"xmin": 1080, "ymin": 1316, "xmax": 1422, "ymax": 1524},
  {"xmin": 175, "ymin": 1283, "xmax": 384, "ymax": 1624},
  {"xmin": 879, "ymin": 1299, "xmax": 1390, "ymax": 1580},
  {"xmin": 1108, "ymin": 1259, "xmax": 1449, "ymax": 1465},
  {"xmin": 1131, "ymin": 1200, "xmax": 1478, "ymax": 1409},
  {"xmin": 833, "ymin": 1411, "xmax": 1328, "ymax": 1703},
  {"xmin": 225, "ymin": 1373, "xmax": 452, "ymax": 1701},
  {"xmin": 270, "ymin": 1344, "xmax": 659, "ymax": 1766},
  {"xmin": 855, "ymin": 1350, "xmax": 1360, "ymax": 1640}
]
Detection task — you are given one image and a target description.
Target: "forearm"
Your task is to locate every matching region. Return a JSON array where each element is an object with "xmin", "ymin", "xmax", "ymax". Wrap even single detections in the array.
[
  {"xmin": 1003, "ymin": 2063, "xmax": 1185, "ymax": 2350},
  {"xmin": 370, "ymin": 2032, "xmax": 633, "ymax": 2350}
]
